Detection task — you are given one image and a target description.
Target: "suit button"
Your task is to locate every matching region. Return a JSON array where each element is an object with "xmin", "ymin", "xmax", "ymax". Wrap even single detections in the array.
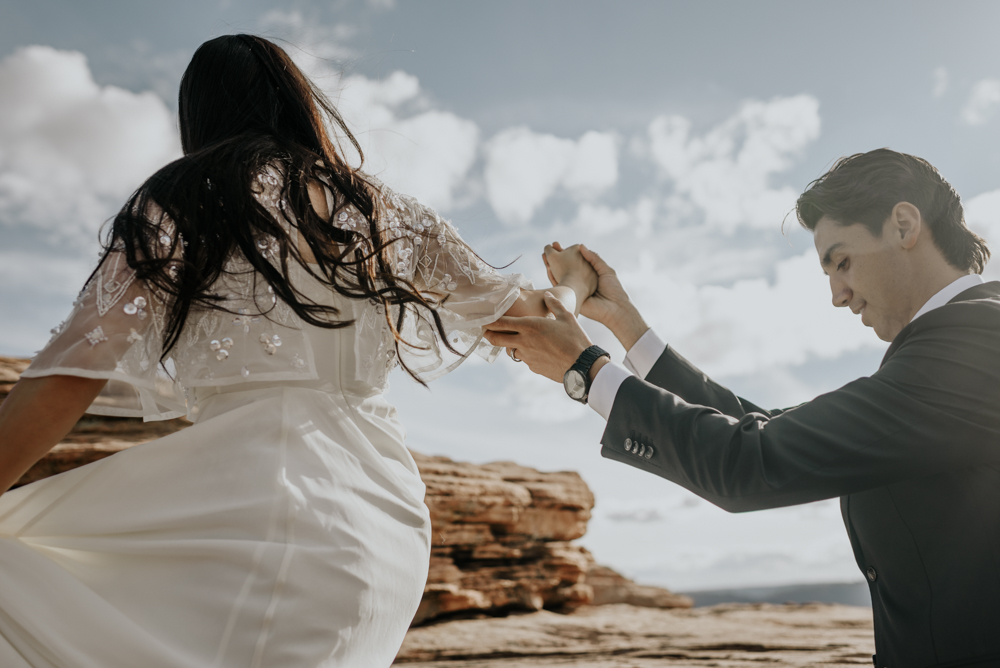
[
  {"xmin": 638, "ymin": 444, "xmax": 646, "ymax": 456},
  {"xmin": 624, "ymin": 438, "xmax": 632, "ymax": 451},
  {"xmin": 645, "ymin": 447, "xmax": 653, "ymax": 459},
  {"xmin": 866, "ymin": 566, "xmax": 877, "ymax": 582}
]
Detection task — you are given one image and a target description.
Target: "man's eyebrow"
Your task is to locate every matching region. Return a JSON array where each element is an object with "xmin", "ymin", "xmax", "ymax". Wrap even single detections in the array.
[{"xmin": 821, "ymin": 242, "xmax": 845, "ymax": 268}]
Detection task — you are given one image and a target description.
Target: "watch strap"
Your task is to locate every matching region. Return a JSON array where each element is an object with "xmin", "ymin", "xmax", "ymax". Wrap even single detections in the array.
[
  {"xmin": 568, "ymin": 345, "xmax": 610, "ymax": 403},
  {"xmin": 571, "ymin": 345, "xmax": 611, "ymax": 377}
]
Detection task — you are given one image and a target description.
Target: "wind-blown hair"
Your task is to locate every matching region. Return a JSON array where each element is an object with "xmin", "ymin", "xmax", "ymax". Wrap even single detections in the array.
[
  {"xmin": 98, "ymin": 34, "xmax": 453, "ymax": 382},
  {"xmin": 796, "ymin": 148, "xmax": 990, "ymax": 274}
]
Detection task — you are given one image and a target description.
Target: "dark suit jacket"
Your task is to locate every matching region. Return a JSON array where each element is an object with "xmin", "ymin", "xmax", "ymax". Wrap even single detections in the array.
[{"xmin": 602, "ymin": 282, "xmax": 1000, "ymax": 668}]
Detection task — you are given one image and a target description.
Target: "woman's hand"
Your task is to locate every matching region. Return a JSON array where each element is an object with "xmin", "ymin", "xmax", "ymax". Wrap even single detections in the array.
[
  {"xmin": 542, "ymin": 243, "xmax": 598, "ymax": 299},
  {"xmin": 547, "ymin": 243, "xmax": 650, "ymax": 351},
  {"xmin": 485, "ymin": 292, "xmax": 594, "ymax": 383}
]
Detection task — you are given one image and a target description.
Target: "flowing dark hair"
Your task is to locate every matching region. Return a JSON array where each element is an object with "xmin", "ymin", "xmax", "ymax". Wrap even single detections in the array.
[{"xmin": 98, "ymin": 34, "xmax": 454, "ymax": 382}]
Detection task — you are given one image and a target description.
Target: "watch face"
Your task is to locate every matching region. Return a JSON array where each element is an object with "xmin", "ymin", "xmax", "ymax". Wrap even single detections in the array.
[{"xmin": 563, "ymin": 369, "xmax": 588, "ymax": 400}]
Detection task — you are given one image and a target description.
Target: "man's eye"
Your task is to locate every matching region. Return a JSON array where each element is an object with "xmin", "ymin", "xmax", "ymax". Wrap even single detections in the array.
[{"xmin": 837, "ymin": 259, "xmax": 848, "ymax": 271}]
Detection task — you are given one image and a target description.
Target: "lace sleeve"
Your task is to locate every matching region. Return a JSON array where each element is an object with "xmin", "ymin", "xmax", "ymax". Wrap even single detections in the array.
[
  {"xmin": 385, "ymin": 190, "xmax": 531, "ymax": 381},
  {"xmin": 20, "ymin": 239, "xmax": 185, "ymax": 422}
]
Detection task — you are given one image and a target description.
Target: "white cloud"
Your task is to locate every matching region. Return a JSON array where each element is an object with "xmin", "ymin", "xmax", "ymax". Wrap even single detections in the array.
[
  {"xmin": 621, "ymin": 250, "xmax": 882, "ymax": 379},
  {"xmin": 563, "ymin": 131, "xmax": 620, "ymax": 194},
  {"xmin": 932, "ymin": 66, "xmax": 949, "ymax": 98},
  {"xmin": 262, "ymin": 14, "xmax": 480, "ymax": 213},
  {"xmin": 965, "ymin": 188, "xmax": 1000, "ymax": 238},
  {"xmin": 963, "ymin": 188, "xmax": 1000, "ymax": 281},
  {"xmin": 643, "ymin": 95, "xmax": 820, "ymax": 232},
  {"xmin": 0, "ymin": 46, "xmax": 181, "ymax": 242},
  {"xmin": 503, "ymin": 365, "xmax": 588, "ymax": 423},
  {"xmin": 483, "ymin": 128, "xmax": 618, "ymax": 225},
  {"xmin": 961, "ymin": 79, "xmax": 1000, "ymax": 126},
  {"xmin": 258, "ymin": 10, "xmax": 357, "ymax": 61},
  {"xmin": 333, "ymin": 73, "xmax": 479, "ymax": 212},
  {"xmin": 563, "ymin": 198, "xmax": 657, "ymax": 238}
]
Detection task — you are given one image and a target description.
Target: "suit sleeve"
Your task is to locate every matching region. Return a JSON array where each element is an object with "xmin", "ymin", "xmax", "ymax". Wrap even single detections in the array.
[
  {"xmin": 643, "ymin": 344, "xmax": 794, "ymax": 418},
  {"xmin": 603, "ymin": 328, "xmax": 1000, "ymax": 512}
]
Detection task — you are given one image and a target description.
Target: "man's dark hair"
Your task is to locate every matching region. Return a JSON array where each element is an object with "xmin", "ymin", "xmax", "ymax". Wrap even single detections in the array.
[{"xmin": 796, "ymin": 148, "xmax": 990, "ymax": 273}]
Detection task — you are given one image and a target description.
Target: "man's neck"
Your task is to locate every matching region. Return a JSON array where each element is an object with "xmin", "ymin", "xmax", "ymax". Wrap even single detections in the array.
[{"xmin": 909, "ymin": 268, "xmax": 974, "ymax": 320}]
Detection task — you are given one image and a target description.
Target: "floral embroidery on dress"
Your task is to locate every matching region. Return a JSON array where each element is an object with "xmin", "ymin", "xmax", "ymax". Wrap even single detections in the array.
[
  {"xmin": 95, "ymin": 256, "xmax": 136, "ymax": 318},
  {"xmin": 84, "ymin": 326, "xmax": 108, "ymax": 347}
]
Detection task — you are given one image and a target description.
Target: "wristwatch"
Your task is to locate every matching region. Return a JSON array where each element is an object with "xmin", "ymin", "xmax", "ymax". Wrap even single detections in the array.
[{"xmin": 563, "ymin": 345, "xmax": 611, "ymax": 404}]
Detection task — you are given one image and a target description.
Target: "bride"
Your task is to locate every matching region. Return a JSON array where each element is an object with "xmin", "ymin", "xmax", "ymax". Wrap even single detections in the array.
[{"xmin": 0, "ymin": 35, "xmax": 596, "ymax": 666}]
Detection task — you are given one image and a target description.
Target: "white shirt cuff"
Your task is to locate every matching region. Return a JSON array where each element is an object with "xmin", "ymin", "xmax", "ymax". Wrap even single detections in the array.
[
  {"xmin": 623, "ymin": 329, "xmax": 667, "ymax": 379},
  {"xmin": 588, "ymin": 362, "xmax": 633, "ymax": 421}
]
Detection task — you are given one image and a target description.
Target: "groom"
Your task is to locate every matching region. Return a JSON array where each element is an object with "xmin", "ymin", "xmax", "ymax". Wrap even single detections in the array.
[{"xmin": 483, "ymin": 149, "xmax": 1000, "ymax": 668}]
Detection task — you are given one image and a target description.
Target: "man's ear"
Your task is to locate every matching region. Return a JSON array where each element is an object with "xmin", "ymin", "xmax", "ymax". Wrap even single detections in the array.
[{"xmin": 890, "ymin": 202, "xmax": 922, "ymax": 250}]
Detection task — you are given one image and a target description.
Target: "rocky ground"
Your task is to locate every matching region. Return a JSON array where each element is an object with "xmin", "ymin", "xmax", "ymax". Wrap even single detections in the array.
[{"xmin": 396, "ymin": 603, "xmax": 875, "ymax": 667}]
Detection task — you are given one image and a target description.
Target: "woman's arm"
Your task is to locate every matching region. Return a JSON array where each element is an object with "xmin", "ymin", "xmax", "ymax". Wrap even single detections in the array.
[
  {"xmin": 502, "ymin": 245, "xmax": 597, "ymax": 319},
  {"xmin": 502, "ymin": 284, "xmax": 587, "ymax": 319},
  {"xmin": 0, "ymin": 376, "xmax": 107, "ymax": 495}
]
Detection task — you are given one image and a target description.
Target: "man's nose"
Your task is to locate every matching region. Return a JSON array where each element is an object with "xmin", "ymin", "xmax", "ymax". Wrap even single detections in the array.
[{"xmin": 830, "ymin": 277, "xmax": 852, "ymax": 308}]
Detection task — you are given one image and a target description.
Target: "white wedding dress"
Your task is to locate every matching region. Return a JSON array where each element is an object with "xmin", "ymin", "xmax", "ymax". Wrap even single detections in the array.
[{"xmin": 0, "ymin": 170, "xmax": 528, "ymax": 667}]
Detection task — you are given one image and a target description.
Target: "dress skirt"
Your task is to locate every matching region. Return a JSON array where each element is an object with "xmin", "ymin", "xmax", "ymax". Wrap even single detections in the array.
[{"xmin": 0, "ymin": 385, "xmax": 431, "ymax": 667}]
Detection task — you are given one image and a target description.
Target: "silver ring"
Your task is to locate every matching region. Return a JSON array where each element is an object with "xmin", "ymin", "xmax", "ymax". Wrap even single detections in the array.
[{"xmin": 510, "ymin": 349, "xmax": 523, "ymax": 363}]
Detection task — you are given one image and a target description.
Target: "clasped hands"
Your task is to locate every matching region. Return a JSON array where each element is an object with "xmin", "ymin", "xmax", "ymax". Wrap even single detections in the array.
[{"xmin": 483, "ymin": 243, "xmax": 649, "ymax": 385}]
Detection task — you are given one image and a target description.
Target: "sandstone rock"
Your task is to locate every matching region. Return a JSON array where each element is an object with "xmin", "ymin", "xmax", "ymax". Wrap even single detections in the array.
[
  {"xmin": 395, "ymin": 602, "xmax": 875, "ymax": 667},
  {"xmin": 412, "ymin": 452, "xmax": 600, "ymax": 624},
  {"xmin": 410, "ymin": 454, "xmax": 690, "ymax": 624},
  {"xmin": 0, "ymin": 356, "xmax": 29, "ymax": 389},
  {"xmin": 587, "ymin": 563, "xmax": 694, "ymax": 609}
]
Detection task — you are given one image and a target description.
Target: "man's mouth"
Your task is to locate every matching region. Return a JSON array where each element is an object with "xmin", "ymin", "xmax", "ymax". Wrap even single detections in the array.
[{"xmin": 851, "ymin": 301, "xmax": 869, "ymax": 324}]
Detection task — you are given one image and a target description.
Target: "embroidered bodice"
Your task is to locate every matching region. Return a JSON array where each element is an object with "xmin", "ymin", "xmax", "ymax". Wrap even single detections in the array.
[{"xmin": 23, "ymin": 168, "xmax": 529, "ymax": 420}]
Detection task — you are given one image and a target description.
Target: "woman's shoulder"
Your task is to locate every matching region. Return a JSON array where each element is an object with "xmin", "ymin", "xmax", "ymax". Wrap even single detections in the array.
[{"xmin": 363, "ymin": 176, "xmax": 422, "ymax": 215}]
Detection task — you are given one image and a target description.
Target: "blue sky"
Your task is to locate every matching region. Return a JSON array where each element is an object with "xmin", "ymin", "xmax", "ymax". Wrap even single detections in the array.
[{"xmin": 4, "ymin": 0, "xmax": 1000, "ymax": 591}]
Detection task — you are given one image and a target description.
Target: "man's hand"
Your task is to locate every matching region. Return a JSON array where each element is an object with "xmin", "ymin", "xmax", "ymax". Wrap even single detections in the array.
[
  {"xmin": 544, "ymin": 243, "xmax": 650, "ymax": 351},
  {"xmin": 483, "ymin": 292, "xmax": 593, "ymax": 383}
]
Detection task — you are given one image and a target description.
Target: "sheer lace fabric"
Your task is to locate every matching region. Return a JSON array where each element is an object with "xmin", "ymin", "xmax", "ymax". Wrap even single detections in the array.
[
  {"xmin": 21, "ymin": 168, "xmax": 529, "ymax": 419},
  {"xmin": 372, "ymin": 186, "xmax": 532, "ymax": 381},
  {"xmin": 24, "ymin": 235, "xmax": 186, "ymax": 419}
]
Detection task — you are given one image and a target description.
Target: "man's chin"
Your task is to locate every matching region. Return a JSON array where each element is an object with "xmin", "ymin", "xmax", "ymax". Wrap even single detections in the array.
[
  {"xmin": 872, "ymin": 322, "xmax": 901, "ymax": 342},
  {"xmin": 861, "ymin": 310, "xmax": 895, "ymax": 341}
]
